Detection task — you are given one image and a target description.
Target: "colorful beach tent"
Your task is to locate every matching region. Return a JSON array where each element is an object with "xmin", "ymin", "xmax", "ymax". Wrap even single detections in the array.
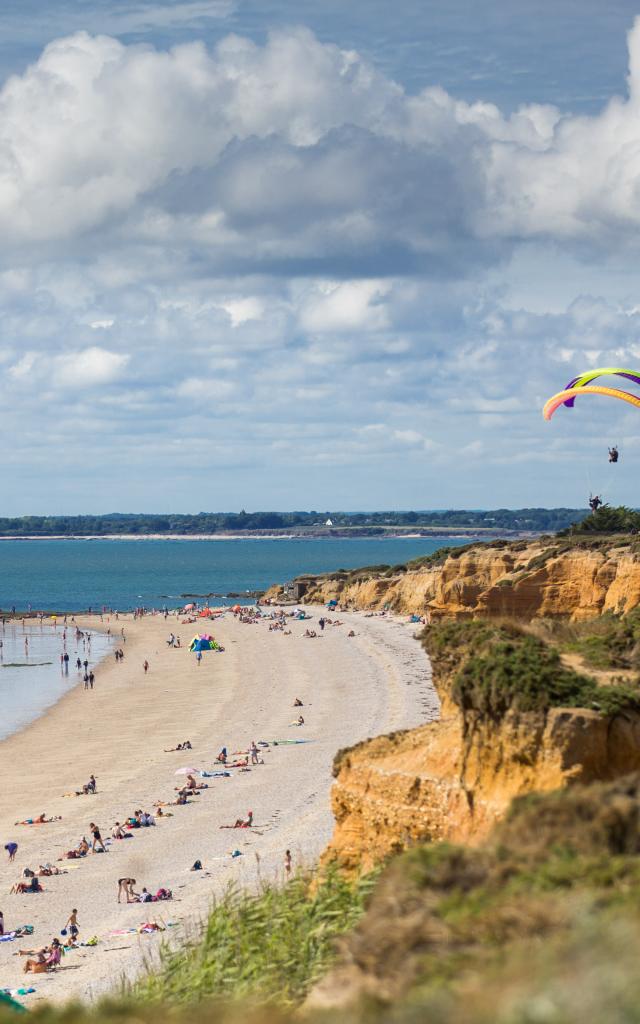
[{"xmin": 189, "ymin": 634, "xmax": 220, "ymax": 652}]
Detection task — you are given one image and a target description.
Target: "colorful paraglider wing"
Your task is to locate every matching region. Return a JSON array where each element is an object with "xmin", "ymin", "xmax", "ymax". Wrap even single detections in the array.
[
  {"xmin": 562, "ymin": 368, "xmax": 640, "ymax": 407},
  {"xmin": 543, "ymin": 385, "xmax": 640, "ymax": 421}
]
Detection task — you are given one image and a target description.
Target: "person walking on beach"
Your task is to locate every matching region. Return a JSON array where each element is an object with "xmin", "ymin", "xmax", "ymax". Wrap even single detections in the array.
[
  {"xmin": 89, "ymin": 671, "xmax": 95, "ymax": 689},
  {"xmin": 89, "ymin": 823, "xmax": 106, "ymax": 854},
  {"xmin": 63, "ymin": 652, "xmax": 69, "ymax": 673},
  {"xmin": 143, "ymin": 659, "xmax": 149, "ymax": 674},
  {"xmin": 285, "ymin": 850, "xmax": 292, "ymax": 876},
  {"xmin": 83, "ymin": 674, "xmax": 89, "ymax": 690},
  {"xmin": 65, "ymin": 908, "xmax": 79, "ymax": 940},
  {"xmin": 76, "ymin": 657, "xmax": 82, "ymax": 671}
]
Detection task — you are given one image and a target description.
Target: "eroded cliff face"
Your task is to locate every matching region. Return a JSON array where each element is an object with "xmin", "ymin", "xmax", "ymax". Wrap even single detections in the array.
[
  {"xmin": 266, "ymin": 540, "xmax": 640, "ymax": 621},
  {"xmin": 322, "ymin": 627, "xmax": 640, "ymax": 872}
]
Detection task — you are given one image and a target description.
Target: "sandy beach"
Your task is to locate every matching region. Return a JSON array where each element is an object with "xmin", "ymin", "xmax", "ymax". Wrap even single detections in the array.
[{"xmin": 0, "ymin": 608, "xmax": 437, "ymax": 1005}]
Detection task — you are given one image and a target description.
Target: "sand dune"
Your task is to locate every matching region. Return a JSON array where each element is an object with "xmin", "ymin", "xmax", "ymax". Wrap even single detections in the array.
[{"xmin": 0, "ymin": 608, "xmax": 437, "ymax": 1005}]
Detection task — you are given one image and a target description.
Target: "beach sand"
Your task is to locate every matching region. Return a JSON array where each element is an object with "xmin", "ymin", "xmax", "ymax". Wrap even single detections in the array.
[{"xmin": 0, "ymin": 608, "xmax": 437, "ymax": 1005}]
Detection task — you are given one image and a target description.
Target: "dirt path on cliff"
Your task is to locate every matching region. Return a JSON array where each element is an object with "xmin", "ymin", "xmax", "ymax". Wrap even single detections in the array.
[{"xmin": 0, "ymin": 607, "xmax": 437, "ymax": 1006}]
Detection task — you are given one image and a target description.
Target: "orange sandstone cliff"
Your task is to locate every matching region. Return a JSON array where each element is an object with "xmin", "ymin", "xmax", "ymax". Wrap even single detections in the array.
[
  {"xmin": 266, "ymin": 538, "xmax": 640, "ymax": 621},
  {"xmin": 322, "ymin": 622, "xmax": 640, "ymax": 872}
]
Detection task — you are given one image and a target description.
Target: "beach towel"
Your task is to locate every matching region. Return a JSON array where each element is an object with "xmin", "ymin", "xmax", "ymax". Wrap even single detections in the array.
[{"xmin": 272, "ymin": 739, "xmax": 312, "ymax": 745}]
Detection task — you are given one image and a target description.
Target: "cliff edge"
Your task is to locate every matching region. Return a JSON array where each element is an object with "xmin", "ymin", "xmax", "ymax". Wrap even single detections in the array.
[
  {"xmin": 266, "ymin": 537, "xmax": 640, "ymax": 620},
  {"xmin": 322, "ymin": 621, "xmax": 640, "ymax": 872}
]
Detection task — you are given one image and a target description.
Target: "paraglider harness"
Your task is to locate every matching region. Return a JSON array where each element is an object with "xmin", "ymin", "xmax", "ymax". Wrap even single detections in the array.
[{"xmin": 608, "ymin": 446, "xmax": 619, "ymax": 463}]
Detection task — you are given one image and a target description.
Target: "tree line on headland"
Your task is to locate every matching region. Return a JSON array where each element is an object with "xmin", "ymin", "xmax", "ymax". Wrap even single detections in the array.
[{"xmin": 0, "ymin": 508, "xmax": 587, "ymax": 536}]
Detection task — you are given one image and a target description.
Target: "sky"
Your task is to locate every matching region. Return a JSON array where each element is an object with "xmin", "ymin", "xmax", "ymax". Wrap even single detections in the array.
[{"xmin": 3, "ymin": 2, "xmax": 640, "ymax": 513}]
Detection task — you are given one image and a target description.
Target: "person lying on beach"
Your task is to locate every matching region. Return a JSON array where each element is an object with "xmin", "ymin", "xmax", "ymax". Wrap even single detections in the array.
[
  {"xmin": 117, "ymin": 878, "xmax": 138, "ymax": 903},
  {"xmin": 165, "ymin": 741, "xmax": 192, "ymax": 751},
  {"xmin": 303, "ymin": 630, "xmax": 317, "ymax": 638},
  {"xmin": 289, "ymin": 716, "xmax": 305, "ymax": 726},
  {"xmin": 15, "ymin": 813, "xmax": 60, "ymax": 826},
  {"xmin": 10, "ymin": 877, "xmax": 43, "ymax": 894},
  {"xmin": 37, "ymin": 864, "xmax": 65, "ymax": 876}
]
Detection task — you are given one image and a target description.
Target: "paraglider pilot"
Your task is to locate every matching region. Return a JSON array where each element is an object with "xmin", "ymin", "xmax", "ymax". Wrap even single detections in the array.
[
  {"xmin": 589, "ymin": 495, "xmax": 603, "ymax": 512},
  {"xmin": 608, "ymin": 446, "xmax": 619, "ymax": 463}
]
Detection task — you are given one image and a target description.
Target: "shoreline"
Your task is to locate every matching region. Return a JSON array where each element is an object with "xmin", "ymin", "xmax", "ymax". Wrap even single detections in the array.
[
  {"xmin": 0, "ymin": 622, "xmax": 113, "ymax": 744},
  {"xmin": 0, "ymin": 606, "xmax": 437, "ymax": 1005},
  {"xmin": 0, "ymin": 531, "xmax": 527, "ymax": 542}
]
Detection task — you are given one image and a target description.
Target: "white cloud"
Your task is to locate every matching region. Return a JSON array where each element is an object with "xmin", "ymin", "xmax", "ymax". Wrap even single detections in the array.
[
  {"xmin": 53, "ymin": 347, "xmax": 129, "ymax": 386},
  {"xmin": 2, "ymin": 23, "xmax": 640, "ymax": 509},
  {"xmin": 298, "ymin": 280, "xmax": 391, "ymax": 333}
]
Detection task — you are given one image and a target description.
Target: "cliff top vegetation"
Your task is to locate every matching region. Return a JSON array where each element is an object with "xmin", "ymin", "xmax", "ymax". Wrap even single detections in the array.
[{"xmin": 423, "ymin": 621, "xmax": 640, "ymax": 717}]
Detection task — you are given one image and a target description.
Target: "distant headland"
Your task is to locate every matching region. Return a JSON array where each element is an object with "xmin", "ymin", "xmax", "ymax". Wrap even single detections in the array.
[{"xmin": 0, "ymin": 508, "xmax": 586, "ymax": 539}]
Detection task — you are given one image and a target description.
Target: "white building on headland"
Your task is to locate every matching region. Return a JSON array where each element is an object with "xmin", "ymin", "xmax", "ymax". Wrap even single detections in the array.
[{"xmin": 325, "ymin": 518, "xmax": 333, "ymax": 526}]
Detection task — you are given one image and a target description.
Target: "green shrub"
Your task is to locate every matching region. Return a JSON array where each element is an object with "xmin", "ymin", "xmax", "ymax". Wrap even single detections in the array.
[{"xmin": 424, "ymin": 621, "xmax": 640, "ymax": 718}]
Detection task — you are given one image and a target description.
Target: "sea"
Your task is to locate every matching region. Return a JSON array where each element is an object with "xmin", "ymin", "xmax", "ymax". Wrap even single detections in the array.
[
  {"xmin": 0, "ymin": 535, "xmax": 476, "ymax": 741},
  {"xmin": 0, "ymin": 621, "xmax": 113, "ymax": 741}
]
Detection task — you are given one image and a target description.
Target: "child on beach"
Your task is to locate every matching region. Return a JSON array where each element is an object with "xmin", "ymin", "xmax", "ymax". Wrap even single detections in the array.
[{"xmin": 65, "ymin": 908, "xmax": 79, "ymax": 939}]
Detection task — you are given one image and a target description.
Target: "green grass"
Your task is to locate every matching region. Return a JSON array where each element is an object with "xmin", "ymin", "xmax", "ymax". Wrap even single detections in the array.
[
  {"xmin": 423, "ymin": 620, "xmax": 640, "ymax": 717},
  {"xmin": 137, "ymin": 868, "xmax": 377, "ymax": 1008}
]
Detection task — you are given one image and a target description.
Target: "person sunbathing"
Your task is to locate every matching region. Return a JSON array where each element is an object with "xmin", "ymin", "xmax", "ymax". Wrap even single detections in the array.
[
  {"xmin": 181, "ymin": 774, "xmax": 207, "ymax": 791},
  {"xmin": 10, "ymin": 876, "xmax": 43, "ymax": 894},
  {"xmin": 216, "ymin": 748, "xmax": 228, "ymax": 764},
  {"xmin": 23, "ymin": 939, "xmax": 61, "ymax": 973},
  {"xmin": 164, "ymin": 743, "xmax": 185, "ymax": 752},
  {"xmin": 112, "ymin": 822, "xmax": 127, "ymax": 839},
  {"xmin": 222, "ymin": 810, "xmax": 253, "ymax": 828},
  {"xmin": 294, "ymin": 698, "xmax": 304, "ymax": 706},
  {"xmin": 15, "ymin": 813, "xmax": 59, "ymax": 825},
  {"xmin": 37, "ymin": 864, "xmax": 64, "ymax": 876}
]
